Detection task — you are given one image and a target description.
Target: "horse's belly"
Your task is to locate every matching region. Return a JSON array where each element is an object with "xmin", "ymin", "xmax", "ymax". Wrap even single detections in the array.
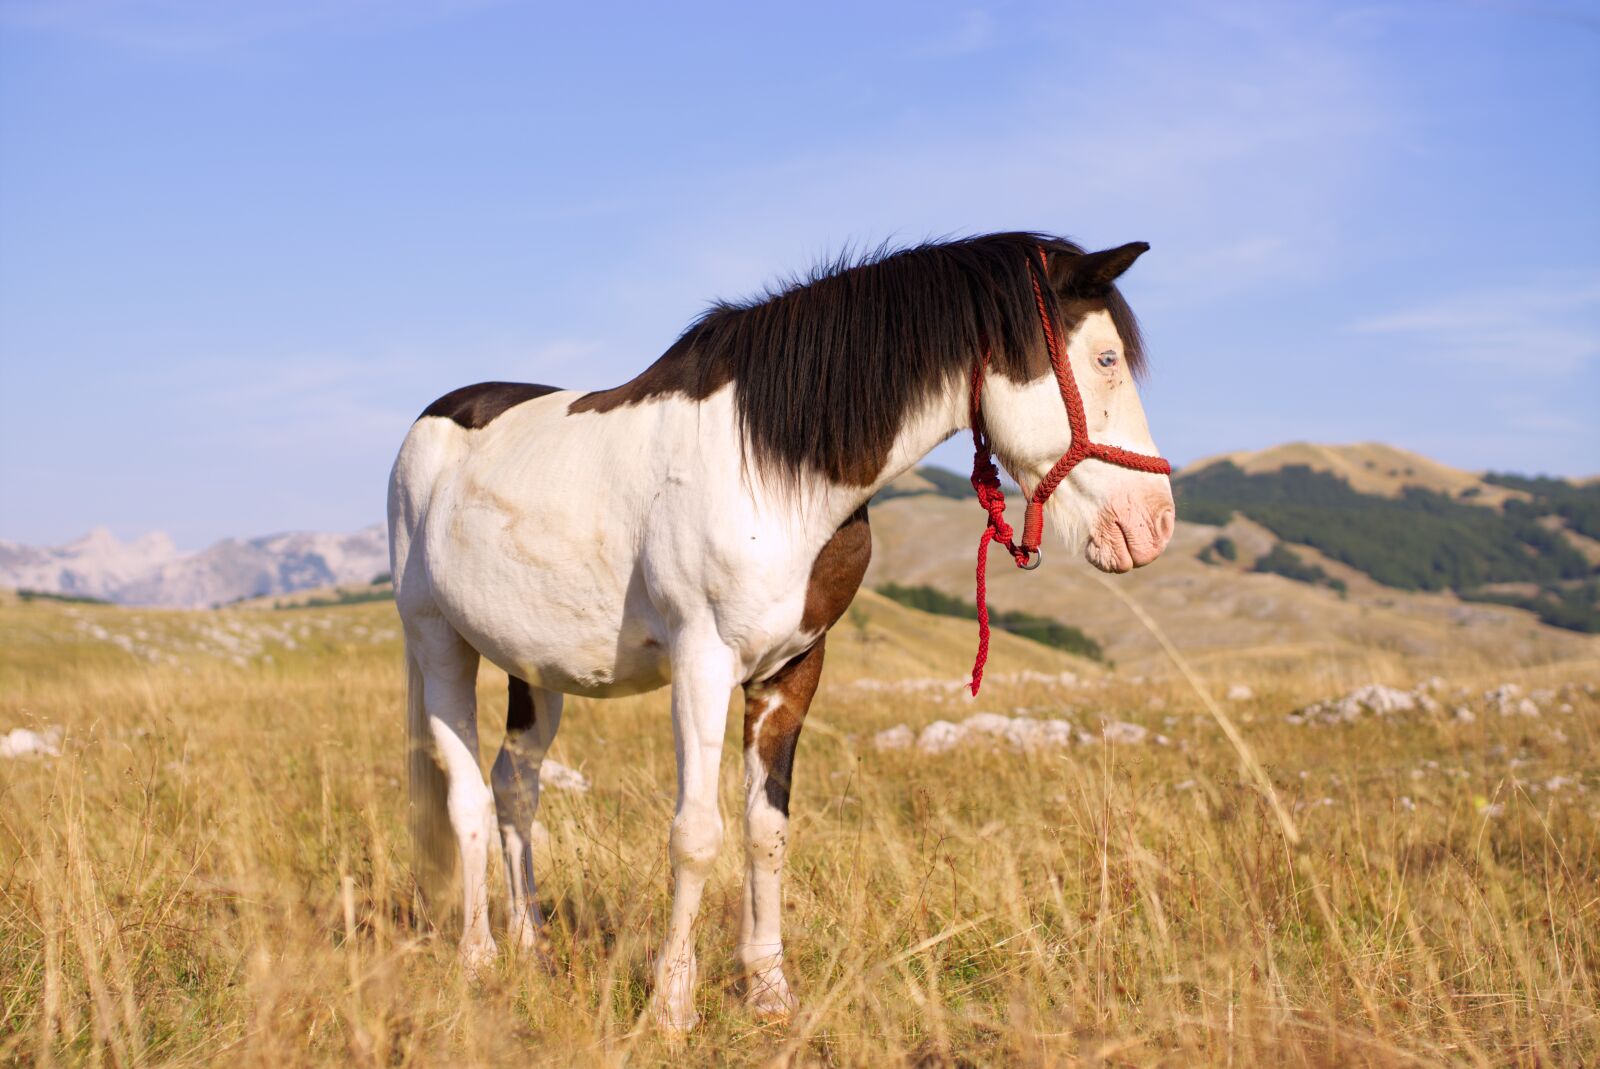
[
  {"xmin": 424, "ymin": 488, "xmax": 669, "ymax": 697},
  {"xmin": 454, "ymin": 599, "xmax": 668, "ymax": 698}
]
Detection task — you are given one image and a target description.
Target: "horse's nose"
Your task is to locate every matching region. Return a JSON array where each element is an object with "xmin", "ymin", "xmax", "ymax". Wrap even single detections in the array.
[
  {"xmin": 1126, "ymin": 499, "xmax": 1174, "ymax": 568},
  {"xmin": 1152, "ymin": 503, "xmax": 1175, "ymax": 549}
]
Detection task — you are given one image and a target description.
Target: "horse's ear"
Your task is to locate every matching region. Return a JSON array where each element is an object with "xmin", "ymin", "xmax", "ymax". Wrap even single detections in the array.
[{"xmin": 1046, "ymin": 242, "xmax": 1150, "ymax": 296}]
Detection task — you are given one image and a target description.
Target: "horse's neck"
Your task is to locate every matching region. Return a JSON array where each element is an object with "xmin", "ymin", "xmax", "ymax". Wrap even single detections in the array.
[{"xmin": 819, "ymin": 378, "xmax": 969, "ymax": 519}]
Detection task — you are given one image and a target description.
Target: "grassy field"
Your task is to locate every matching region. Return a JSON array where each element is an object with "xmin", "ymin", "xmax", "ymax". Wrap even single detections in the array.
[{"xmin": 2, "ymin": 589, "xmax": 1597, "ymax": 1067}]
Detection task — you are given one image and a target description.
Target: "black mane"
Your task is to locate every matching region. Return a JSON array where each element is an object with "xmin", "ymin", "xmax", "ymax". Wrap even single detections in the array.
[{"xmin": 570, "ymin": 232, "xmax": 1146, "ymax": 486}]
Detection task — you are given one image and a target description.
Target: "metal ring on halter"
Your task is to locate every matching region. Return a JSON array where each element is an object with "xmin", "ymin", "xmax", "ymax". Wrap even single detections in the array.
[{"xmin": 1019, "ymin": 547, "xmax": 1043, "ymax": 570}]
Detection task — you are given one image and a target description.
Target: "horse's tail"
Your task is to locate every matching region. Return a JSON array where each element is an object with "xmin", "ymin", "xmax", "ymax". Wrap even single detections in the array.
[{"xmin": 406, "ymin": 647, "xmax": 456, "ymax": 920}]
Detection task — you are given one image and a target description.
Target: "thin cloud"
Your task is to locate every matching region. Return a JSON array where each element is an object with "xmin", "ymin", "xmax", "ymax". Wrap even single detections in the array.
[{"xmin": 1352, "ymin": 280, "xmax": 1600, "ymax": 374}]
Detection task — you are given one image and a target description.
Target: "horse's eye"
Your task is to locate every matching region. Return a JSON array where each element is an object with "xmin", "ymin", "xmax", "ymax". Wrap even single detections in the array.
[{"xmin": 1097, "ymin": 350, "xmax": 1119, "ymax": 369}]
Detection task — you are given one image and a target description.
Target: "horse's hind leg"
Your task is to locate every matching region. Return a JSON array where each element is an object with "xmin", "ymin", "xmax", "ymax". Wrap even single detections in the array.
[
  {"xmin": 491, "ymin": 676, "xmax": 563, "ymax": 957},
  {"xmin": 407, "ymin": 617, "xmax": 496, "ymax": 973},
  {"xmin": 738, "ymin": 636, "xmax": 824, "ymax": 1018}
]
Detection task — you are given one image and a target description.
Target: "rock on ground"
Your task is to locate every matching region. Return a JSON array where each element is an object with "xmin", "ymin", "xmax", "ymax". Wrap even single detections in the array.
[
  {"xmin": 1, "ymin": 726, "xmax": 62, "ymax": 759},
  {"xmin": 540, "ymin": 759, "xmax": 589, "ymax": 793}
]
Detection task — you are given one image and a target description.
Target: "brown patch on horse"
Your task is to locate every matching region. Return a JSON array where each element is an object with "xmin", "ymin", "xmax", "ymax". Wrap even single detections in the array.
[
  {"xmin": 506, "ymin": 675, "xmax": 536, "ymax": 733},
  {"xmin": 744, "ymin": 638, "xmax": 826, "ymax": 816},
  {"xmin": 567, "ymin": 341, "xmax": 730, "ymax": 415},
  {"xmin": 739, "ymin": 509, "xmax": 870, "ymax": 815},
  {"xmin": 420, "ymin": 382, "xmax": 562, "ymax": 429},
  {"xmin": 801, "ymin": 506, "xmax": 871, "ymax": 634}
]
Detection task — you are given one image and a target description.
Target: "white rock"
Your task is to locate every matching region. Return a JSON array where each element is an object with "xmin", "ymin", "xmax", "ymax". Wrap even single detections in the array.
[
  {"xmin": 1003, "ymin": 718, "xmax": 1076, "ymax": 751},
  {"xmin": 917, "ymin": 720, "xmax": 967, "ymax": 755},
  {"xmin": 1, "ymin": 726, "xmax": 62, "ymax": 759},
  {"xmin": 1295, "ymin": 683, "xmax": 1421, "ymax": 724},
  {"xmin": 1100, "ymin": 721, "xmax": 1148, "ymax": 745},
  {"xmin": 1482, "ymin": 684, "xmax": 1541, "ymax": 716},
  {"xmin": 540, "ymin": 759, "xmax": 589, "ymax": 793},
  {"xmin": 873, "ymin": 724, "xmax": 914, "ymax": 751},
  {"xmin": 1225, "ymin": 684, "xmax": 1253, "ymax": 701},
  {"xmin": 1358, "ymin": 685, "xmax": 1419, "ymax": 715},
  {"xmin": 1483, "ymin": 684, "xmax": 1527, "ymax": 716},
  {"xmin": 961, "ymin": 712, "xmax": 1015, "ymax": 737}
]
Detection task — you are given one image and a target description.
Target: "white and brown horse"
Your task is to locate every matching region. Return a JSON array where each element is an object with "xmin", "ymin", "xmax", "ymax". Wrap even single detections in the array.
[{"xmin": 387, "ymin": 232, "xmax": 1174, "ymax": 1030}]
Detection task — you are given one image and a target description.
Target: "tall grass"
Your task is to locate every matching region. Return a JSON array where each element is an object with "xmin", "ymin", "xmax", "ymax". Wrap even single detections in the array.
[{"xmin": 1, "ymin": 596, "xmax": 1596, "ymax": 1066}]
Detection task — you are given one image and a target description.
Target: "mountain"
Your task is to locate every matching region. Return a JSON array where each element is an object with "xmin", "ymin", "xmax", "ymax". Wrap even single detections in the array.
[
  {"xmin": 1169, "ymin": 444, "xmax": 1600, "ymax": 632},
  {"xmin": 0, "ymin": 525, "xmax": 389, "ymax": 608},
  {"xmin": 1181, "ymin": 442, "xmax": 1526, "ymax": 505}
]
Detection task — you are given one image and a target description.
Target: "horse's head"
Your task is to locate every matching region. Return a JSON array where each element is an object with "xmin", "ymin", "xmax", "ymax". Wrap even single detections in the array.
[{"xmin": 980, "ymin": 242, "xmax": 1174, "ymax": 574}]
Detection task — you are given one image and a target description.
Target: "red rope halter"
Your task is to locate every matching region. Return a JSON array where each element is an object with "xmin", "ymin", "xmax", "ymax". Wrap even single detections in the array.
[{"xmin": 967, "ymin": 247, "xmax": 1172, "ymax": 695}]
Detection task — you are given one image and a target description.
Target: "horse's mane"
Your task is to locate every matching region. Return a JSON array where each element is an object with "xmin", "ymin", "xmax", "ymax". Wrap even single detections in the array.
[{"xmin": 569, "ymin": 232, "xmax": 1145, "ymax": 486}]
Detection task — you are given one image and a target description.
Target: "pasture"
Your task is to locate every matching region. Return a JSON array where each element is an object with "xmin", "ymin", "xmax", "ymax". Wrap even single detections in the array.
[{"xmin": 2, "ymin": 591, "xmax": 1596, "ymax": 1067}]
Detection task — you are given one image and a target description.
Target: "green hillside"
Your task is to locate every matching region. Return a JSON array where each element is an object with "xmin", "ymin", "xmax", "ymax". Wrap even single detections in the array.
[{"xmin": 1175, "ymin": 461, "xmax": 1600, "ymax": 632}]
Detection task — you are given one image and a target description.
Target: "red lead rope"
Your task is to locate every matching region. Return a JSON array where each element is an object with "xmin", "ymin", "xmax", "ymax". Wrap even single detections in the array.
[{"xmin": 967, "ymin": 248, "xmax": 1172, "ymax": 695}]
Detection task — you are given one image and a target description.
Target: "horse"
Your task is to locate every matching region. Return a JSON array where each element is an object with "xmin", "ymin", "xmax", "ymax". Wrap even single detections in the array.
[{"xmin": 386, "ymin": 231, "xmax": 1175, "ymax": 1031}]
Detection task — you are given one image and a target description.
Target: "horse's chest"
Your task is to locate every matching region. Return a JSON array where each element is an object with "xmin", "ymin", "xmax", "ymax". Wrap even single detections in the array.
[{"xmin": 726, "ymin": 505, "xmax": 872, "ymax": 679}]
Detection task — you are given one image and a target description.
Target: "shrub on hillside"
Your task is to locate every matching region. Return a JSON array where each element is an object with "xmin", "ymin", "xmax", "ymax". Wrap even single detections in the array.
[
  {"xmin": 874, "ymin": 582, "xmax": 1105, "ymax": 662},
  {"xmin": 1251, "ymin": 543, "xmax": 1347, "ymax": 596},
  {"xmin": 1198, "ymin": 535, "xmax": 1237, "ymax": 565}
]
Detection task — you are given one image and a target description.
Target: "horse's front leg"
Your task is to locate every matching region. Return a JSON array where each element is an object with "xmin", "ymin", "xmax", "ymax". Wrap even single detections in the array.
[
  {"xmin": 652, "ymin": 635, "xmax": 738, "ymax": 1032},
  {"xmin": 737, "ymin": 636, "xmax": 824, "ymax": 1018}
]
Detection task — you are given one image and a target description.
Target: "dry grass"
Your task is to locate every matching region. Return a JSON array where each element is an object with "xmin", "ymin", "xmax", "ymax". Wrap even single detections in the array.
[{"xmin": 2, "ymin": 594, "xmax": 1598, "ymax": 1067}]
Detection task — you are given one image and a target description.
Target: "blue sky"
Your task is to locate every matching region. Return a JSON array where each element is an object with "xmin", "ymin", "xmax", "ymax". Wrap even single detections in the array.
[{"xmin": 1, "ymin": 0, "xmax": 1596, "ymax": 547}]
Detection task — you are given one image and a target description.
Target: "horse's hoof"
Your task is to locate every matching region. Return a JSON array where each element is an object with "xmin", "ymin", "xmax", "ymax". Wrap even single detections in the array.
[
  {"xmin": 744, "ymin": 973, "xmax": 797, "ymax": 1020},
  {"xmin": 458, "ymin": 939, "xmax": 498, "ymax": 981},
  {"xmin": 650, "ymin": 981, "xmax": 701, "ymax": 1033},
  {"xmin": 652, "ymin": 955, "xmax": 700, "ymax": 1033},
  {"xmin": 651, "ymin": 1003, "xmax": 701, "ymax": 1035}
]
